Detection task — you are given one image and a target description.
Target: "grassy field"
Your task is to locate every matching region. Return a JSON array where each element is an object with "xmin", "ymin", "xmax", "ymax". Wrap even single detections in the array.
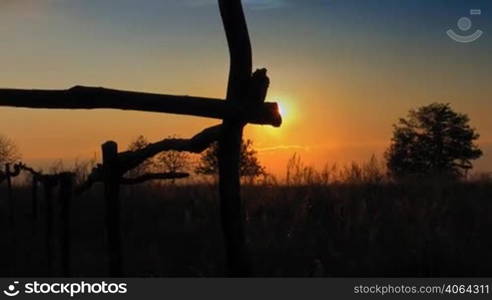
[{"xmin": 1, "ymin": 172, "xmax": 492, "ymax": 277}]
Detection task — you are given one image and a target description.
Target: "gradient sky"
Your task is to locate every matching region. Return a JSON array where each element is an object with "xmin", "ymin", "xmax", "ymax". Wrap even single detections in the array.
[{"xmin": 1, "ymin": 0, "xmax": 491, "ymax": 176}]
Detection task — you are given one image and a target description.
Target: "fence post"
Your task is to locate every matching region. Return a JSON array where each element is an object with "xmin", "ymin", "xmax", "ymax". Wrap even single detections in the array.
[
  {"xmin": 4, "ymin": 163, "xmax": 16, "ymax": 276},
  {"xmin": 218, "ymin": 0, "xmax": 252, "ymax": 276},
  {"xmin": 59, "ymin": 172, "xmax": 74, "ymax": 277},
  {"xmin": 5, "ymin": 164, "xmax": 14, "ymax": 227},
  {"xmin": 102, "ymin": 141, "xmax": 123, "ymax": 277},
  {"xmin": 32, "ymin": 176, "xmax": 38, "ymax": 220},
  {"xmin": 43, "ymin": 179, "xmax": 56, "ymax": 275}
]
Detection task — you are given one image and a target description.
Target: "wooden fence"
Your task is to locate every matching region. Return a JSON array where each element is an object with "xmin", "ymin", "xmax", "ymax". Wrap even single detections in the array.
[{"xmin": 0, "ymin": 0, "xmax": 282, "ymax": 277}]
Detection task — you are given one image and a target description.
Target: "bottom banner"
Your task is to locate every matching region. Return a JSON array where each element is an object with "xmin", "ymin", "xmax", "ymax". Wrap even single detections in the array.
[{"xmin": 0, "ymin": 278, "xmax": 490, "ymax": 299}]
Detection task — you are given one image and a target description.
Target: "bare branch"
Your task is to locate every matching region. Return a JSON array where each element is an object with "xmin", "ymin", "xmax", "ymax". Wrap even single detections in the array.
[
  {"xmin": 18, "ymin": 163, "xmax": 72, "ymax": 187},
  {"xmin": 118, "ymin": 124, "xmax": 222, "ymax": 173},
  {"xmin": 0, "ymin": 86, "xmax": 281, "ymax": 127},
  {"xmin": 120, "ymin": 172, "xmax": 189, "ymax": 185},
  {"xmin": 74, "ymin": 165, "xmax": 104, "ymax": 195},
  {"xmin": 18, "ymin": 164, "xmax": 42, "ymax": 178},
  {"xmin": 5, "ymin": 163, "xmax": 23, "ymax": 177},
  {"xmin": 75, "ymin": 125, "xmax": 220, "ymax": 194}
]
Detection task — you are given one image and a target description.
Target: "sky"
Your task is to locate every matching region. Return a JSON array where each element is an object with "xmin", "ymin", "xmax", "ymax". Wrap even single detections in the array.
[{"xmin": 1, "ymin": 0, "xmax": 491, "ymax": 176}]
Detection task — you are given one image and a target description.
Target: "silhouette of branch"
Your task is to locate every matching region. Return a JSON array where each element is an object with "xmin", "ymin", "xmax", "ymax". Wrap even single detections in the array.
[
  {"xmin": 18, "ymin": 164, "xmax": 42, "ymax": 178},
  {"xmin": 18, "ymin": 164, "xmax": 63, "ymax": 186},
  {"xmin": 74, "ymin": 165, "xmax": 104, "ymax": 195},
  {"xmin": 4, "ymin": 163, "xmax": 23, "ymax": 178},
  {"xmin": 120, "ymin": 172, "xmax": 189, "ymax": 185},
  {"xmin": 0, "ymin": 86, "xmax": 281, "ymax": 127},
  {"xmin": 0, "ymin": 163, "xmax": 22, "ymax": 192},
  {"xmin": 118, "ymin": 124, "xmax": 222, "ymax": 173},
  {"xmin": 75, "ymin": 125, "xmax": 220, "ymax": 194},
  {"xmin": 0, "ymin": 163, "xmax": 21, "ymax": 183}
]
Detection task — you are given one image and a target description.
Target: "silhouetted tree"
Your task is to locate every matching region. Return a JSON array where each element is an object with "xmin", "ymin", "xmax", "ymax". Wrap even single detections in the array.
[
  {"xmin": 0, "ymin": 134, "xmax": 21, "ymax": 165},
  {"xmin": 196, "ymin": 139, "xmax": 265, "ymax": 179},
  {"xmin": 385, "ymin": 103, "xmax": 482, "ymax": 178},
  {"xmin": 127, "ymin": 135, "xmax": 153, "ymax": 177},
  {"xmin": 157, "ymin": 151, "xmax": 189, "ymax": 173},
  {"xmin": 156, "ymin": 135, "xmax": 190, "ymax": 183}
]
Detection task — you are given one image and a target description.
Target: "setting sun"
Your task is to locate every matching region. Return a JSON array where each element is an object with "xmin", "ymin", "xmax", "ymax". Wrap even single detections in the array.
[
  {"xmin": 275, "ymin": 98, "xmax": 296, "ymax": 125},
  {"xmin": 278, "ymin": 102, "xmax": 286, "ymax": 117},
  {"xmin": 0, "ymin": 0, "xmax": 491, "ymax": 280},
  {"xmin": 250, "ymin": 98, "xmax": 297, "ymax": 140}
]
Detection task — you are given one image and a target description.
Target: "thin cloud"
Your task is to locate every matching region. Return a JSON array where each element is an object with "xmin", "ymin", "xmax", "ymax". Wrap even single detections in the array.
[{"xmin": 257, "ymin": 145, "xmax": 310, "ymax": 152}]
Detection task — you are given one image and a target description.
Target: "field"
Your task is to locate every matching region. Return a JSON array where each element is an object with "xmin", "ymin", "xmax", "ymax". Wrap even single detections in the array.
[{"xmin": 1, "ymin": 168, "xmax": 492, "ymax": 277}]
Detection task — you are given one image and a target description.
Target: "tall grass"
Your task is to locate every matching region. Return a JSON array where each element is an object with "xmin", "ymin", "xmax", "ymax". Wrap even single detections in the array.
[{"xmin": 1, "ymin": 155, "xmax": 491, "ymax": 277}]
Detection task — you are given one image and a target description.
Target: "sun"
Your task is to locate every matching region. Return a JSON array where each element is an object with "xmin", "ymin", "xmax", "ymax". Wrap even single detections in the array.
[
  {"xmin": 277, "ymin": 98, "xmax": 294, "ymax": 124},
  {"xmin": 250, "ymin": 97, "xmax": 296, "ymax": 139},
  {"xmin": 278, "ymin": 103, "xmax": 286, "ymax": 117}
]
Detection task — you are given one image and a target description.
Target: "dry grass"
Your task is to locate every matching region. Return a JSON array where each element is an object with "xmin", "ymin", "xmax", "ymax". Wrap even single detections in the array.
[{"xmin": 1, "ymin": 157, "xmax": 491, "ymax": 277}]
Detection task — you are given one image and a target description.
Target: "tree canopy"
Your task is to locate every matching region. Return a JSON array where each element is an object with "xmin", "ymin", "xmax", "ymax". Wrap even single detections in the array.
[
  {"xmin": 385, "ymin": 103, "xmax": 482, "ymax": 178},
  {"xmin": 195, "ymin": 139, "xmax": 265, "ymax": 178},
  {"xmin": 0, "ymin": 134, "xmax": 21, "ymax": 165},
  {"xmin": 126, "ymin": 135, "xmax": 153, "ymax": 177}
]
